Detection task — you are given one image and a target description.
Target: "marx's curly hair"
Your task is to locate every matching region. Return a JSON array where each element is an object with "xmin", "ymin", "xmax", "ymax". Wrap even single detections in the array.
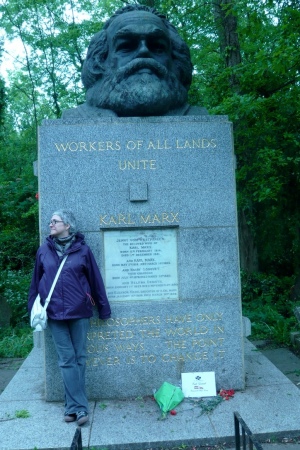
[{"xmin": 81, "ymin": 5, "xmax": 193, "ymax": 90}]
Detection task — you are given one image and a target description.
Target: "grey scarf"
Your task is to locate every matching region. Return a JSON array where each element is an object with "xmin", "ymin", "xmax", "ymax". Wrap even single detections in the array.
[{"xmin": 53, "ymin": 233, "xmax": 75, "ymax": 257}]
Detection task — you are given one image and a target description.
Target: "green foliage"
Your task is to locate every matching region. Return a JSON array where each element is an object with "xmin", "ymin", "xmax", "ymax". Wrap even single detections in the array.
[
  {"xmin": 0, "ymin": 111, "xmax": 39, "ymax": 274},
  {"xmin": 190, "ymin": 396, "xmax": 223, "ymax": 415},
  {"xmin": 99, "ymin": 402, "xmax": 108, "ymax": 410},
  {"xmin": 0, "ymin": 77, "xmax": 6, "ymax": 137},
  {"xmin": 15, "ymin": 409, "xmax": 30, "ymax": 418},
  {"xmin": 0, "ymin": 115, "xmax": 37, "ymax": 322},
  {"xmin": 191, "ymin": 2, "xmax": 300, "ymax": 276},
  {"xmin": 241, "ymin": 270, "xmax": 298, "ymax": 344},
  {"xmin": 0, "ymin": 327, "xmax": 33, "ymax": 357},
  {"xmin": 0, "ymin": 269, "xmax": 32, "ymax": 325}
]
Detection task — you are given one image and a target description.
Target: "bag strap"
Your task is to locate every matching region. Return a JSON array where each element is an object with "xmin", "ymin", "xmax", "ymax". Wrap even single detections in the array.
[{"xmin": 43, "ymin": 255, "xmax": 68, "ymax": 311}]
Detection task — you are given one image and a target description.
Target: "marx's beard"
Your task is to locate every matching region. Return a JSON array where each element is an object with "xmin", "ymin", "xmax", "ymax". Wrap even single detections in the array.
[{"xmin": 86, "ymin": 59, "xmax": 188, "ymax": 116}]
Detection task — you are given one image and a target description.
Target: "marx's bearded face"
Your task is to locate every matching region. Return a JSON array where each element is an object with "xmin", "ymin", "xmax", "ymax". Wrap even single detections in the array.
[{"xmin": 85, "ymin": 11, "xmax": 188, "ymax": 116}]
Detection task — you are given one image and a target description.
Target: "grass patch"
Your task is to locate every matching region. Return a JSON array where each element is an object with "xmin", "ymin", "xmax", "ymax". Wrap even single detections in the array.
[
  {"xmin": 15, "ymin": 409, "xmax": 30, "ymax": 418},
  {"xmin": 0, "ymin": 327, "xmax": 33, "ymax": 358}
]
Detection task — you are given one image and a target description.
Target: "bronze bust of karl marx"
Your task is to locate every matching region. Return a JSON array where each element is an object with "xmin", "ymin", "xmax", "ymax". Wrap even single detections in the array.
[{"xmin": 62, "ymin": 5, "xmax": 207, "ymax": 119}]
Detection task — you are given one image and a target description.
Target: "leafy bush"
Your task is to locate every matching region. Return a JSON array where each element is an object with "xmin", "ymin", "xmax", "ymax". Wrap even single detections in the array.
[
  {"xmin": 0, "ymin": 269, "xmax": 32, "ymax": 326},
  {"xmin": 0, "ymin": 327, "xmax": 33, "ymax": 357},
  {"xmin": 241, "ymin": 271, "xmax": 299, "ymax": 345}
]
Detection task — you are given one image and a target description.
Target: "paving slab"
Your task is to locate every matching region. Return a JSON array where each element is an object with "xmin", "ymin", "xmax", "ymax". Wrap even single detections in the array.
[
  {"xmin": 1, "ymin": 339, "xmax": 300, "ymax": 450},
  {"xmin": 0, "ymin": 358, "xmax": 24, "ymax": 395},
  {"xmin": 259, "ymin": 347, "xmax": 300, "ymax": 386}
]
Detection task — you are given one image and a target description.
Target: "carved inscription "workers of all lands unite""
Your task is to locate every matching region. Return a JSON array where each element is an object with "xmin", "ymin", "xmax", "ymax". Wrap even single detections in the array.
[
  {"xmin": 86, "ymin": 313, "xmax": 226, "ymax": 368},
  {"xmin": 53, "ymin": 137, "xmax": 218, "ymax": 170}
]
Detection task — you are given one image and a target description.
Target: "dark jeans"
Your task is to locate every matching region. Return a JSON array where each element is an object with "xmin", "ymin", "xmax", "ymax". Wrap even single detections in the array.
[{"xmin": 48, "ymin": 318, "xmax": 90, "ymax": 415}]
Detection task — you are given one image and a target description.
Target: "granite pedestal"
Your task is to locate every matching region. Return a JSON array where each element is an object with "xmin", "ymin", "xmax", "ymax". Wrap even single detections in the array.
[{"xmin": 38, "ymin": 115, "xmax": 243, "ymax": 400}]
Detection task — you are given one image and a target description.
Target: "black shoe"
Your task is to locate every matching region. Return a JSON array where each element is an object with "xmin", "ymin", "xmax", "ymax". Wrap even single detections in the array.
[
  {"xmin": 76, "ymin": 411, "xmax": 89, "ymax": 425},
  {"xmin": 64, "ymin": 413, "xmax": 76, "ymax": 423}
]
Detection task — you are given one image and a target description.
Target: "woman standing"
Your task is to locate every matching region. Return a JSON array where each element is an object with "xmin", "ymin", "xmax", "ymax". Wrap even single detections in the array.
[{"xmin": 28, "ymin": 209, "xmax": 111, "ymax": 425}]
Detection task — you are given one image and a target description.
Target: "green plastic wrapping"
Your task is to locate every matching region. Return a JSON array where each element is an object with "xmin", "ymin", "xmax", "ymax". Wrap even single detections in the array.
[{"xmin": 154, "ymin": 382, "xmax": 184, "ymax": 418}]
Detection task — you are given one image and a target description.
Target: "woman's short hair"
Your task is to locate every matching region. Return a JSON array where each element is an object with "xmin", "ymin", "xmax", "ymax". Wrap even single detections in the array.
[{"xmin": 52, "ymin": 209, "xmax": 77, "ymax": 233}]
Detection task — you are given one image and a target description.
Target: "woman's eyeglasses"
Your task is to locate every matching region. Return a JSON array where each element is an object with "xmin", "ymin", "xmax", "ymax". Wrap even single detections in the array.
[{"xmin": 49, "ymin": 220, "xmax": 64, "ymax": 226}]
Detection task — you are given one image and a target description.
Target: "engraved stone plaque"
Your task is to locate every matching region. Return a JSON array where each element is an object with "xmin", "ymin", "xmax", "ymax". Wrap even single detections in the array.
[{"xmin": 103, "ymin": 228, "xmax": 178, "ymax": 301}]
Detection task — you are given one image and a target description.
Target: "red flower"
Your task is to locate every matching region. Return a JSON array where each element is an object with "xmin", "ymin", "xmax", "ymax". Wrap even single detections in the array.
[
  {"xmin": 35, "ymin": 193, "xmax": 39, "ymax": 200},
  {"xmin": 219, "ymin": 389, "xmax": 235, "ymax": 400},
  {"xmin": 170, "ymin": 410, "xmax": 177, "ymax": 415}
]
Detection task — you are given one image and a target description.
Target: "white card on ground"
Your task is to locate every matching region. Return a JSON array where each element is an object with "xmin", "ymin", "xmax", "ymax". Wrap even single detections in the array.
[{"xmin": 181, "ymin": 372, "xmax": 216, "ymax": 397}]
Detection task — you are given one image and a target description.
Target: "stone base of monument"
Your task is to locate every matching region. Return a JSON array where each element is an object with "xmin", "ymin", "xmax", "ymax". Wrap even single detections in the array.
[
  {"xmin": 39, "ymin": 115, "xmax": 244, "ymax": 400},
  {"xmin": 1, "ymin": 339, "xmax": 300, "ymax": 450}
]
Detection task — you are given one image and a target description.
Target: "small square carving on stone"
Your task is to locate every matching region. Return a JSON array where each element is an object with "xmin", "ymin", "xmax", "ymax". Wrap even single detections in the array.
[{"xmin": 129, "ymin": 182, "xmax": 148, "ymax": 202}]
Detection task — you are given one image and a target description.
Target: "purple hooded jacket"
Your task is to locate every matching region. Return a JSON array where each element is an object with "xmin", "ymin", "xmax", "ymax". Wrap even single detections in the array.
[{"xmin": 28, "ymin": 233, "xmax": 111, "ymax": 320}]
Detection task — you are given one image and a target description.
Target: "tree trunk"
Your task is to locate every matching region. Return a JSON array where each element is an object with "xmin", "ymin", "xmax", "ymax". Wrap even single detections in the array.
[
  {"xmin": 212, "ymin": 0, "xmax": 258, "ymax": 272},
  {"xmin": 238, "ymin": 210, "xmax": 259, "ymax": 272},
  {"xmin": 212, "ymin": 0, "xmax": 242, "ymax": 91}
]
